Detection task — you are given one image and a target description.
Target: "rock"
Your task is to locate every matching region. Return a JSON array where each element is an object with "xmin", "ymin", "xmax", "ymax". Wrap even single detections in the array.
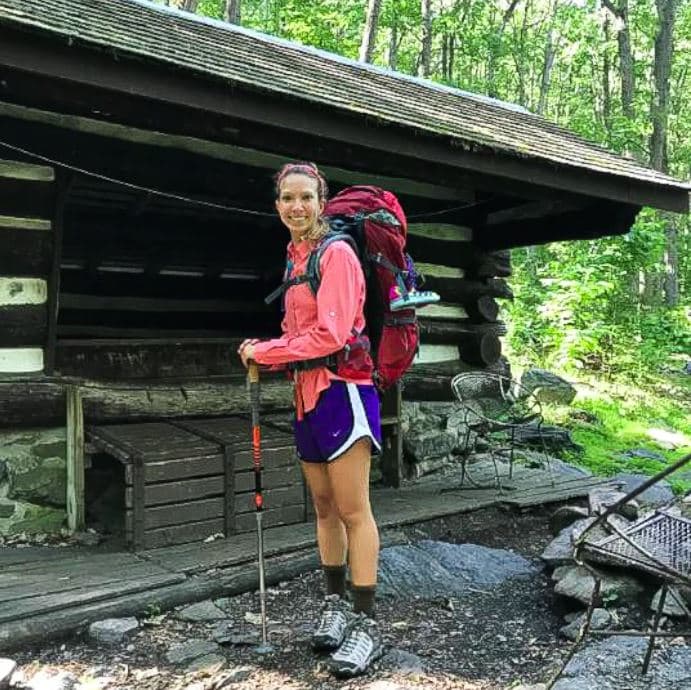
[
  {"xmin": 588, "ymin": 488, "xmax": 638, "ymax": 520},
  {"xmin": 88, "ymin": 618, "xmax": 139, "ymax": 646},
  {"xmin": 520, "ymin": 368, "xmax": 577, "ymax": 405},
  {"xmin": 650, "ymin": 586, "xmax": 690, "ymax": 618},
  {"xmin": 185, "ymin": 653, "xmax": 225, "ymax": 673},
  {"xmin": 379, "ymin": 541, "xmax": 538, "ymax": 598},
  {"xmin": 224, "ymin": 632, "xmax": 260, "ymax": 646},
  {"xmin": 539, "ymin": 457, "xmax": 591, "ymax": 479},
  {"xmin": 549, "ymin": 506, "xmax": 590, "ymax": 536},
  {"xmin": 0, "ymin": 500, "xmax": 66, "ymax": 536},
  {"xmin": 559, "ymin": 608, "xmax": 612, "ymax": 641},
  {"xmin": 610, "ymin": 473, "xmax": 674, "ymax": 508},
  {"xmin": 0, "ymin": 501, "xmax": 15, "ymax": 519},
  {"xmin": 26, "ymin": 670, "xmax": 78, "ymax": 690},
  {"xmin": 165, "ymin": 639, "xmax": 220, "ymax": 665},
  {"xmin": 0, "ymin": 659, "xmax": 16, "ymax": 690},
  {"xmin": 176, "ymin": 600, "xmax": 227, "ymax": 622},
  {"xmin": 214, "ymin": 667, "xmax": 252, "ymax": 687},
  {"xmin": 553, "ymin": 565, "xmax": 644, "ymax": 606},
  {"xmin": 555, "ymin": 634, "xmax": 691, "ymax": 690},
  {"xmin": 552, "ymin": 565, "xmax": 572, "ymax": 582},
  {"xmin": 620, "ymin": 448, "xmax": 666, "ymax": 463},
  {"xmin": 379, "ymin": 648, "xmax": 426, "ymax": 674},
  {"xmin": 541, "ymin": 518, "xmax": 595, "ymax": 566},
  {"xmin": 403, "ymin": 424, "xmax": 455, "ymax": 463},
  {"xmin": 512, "ymin": 685, "xmax": 548, "ymax": 690},
  {"xmin": 71, "ymin": 530, "xmax": 102, "ymax": 547},
  {"xmin": 212, "ymin": 621, "xmax": 235, "ymax": 644},
  {"xmin": 445, "ymin": 409, "xmax": 478, "ymax": 453}
]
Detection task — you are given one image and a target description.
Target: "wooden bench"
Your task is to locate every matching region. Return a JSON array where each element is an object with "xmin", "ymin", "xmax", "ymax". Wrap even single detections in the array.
[{"xmin": 87, "ymin": 415, "xmax": 307, "ymax": 550}]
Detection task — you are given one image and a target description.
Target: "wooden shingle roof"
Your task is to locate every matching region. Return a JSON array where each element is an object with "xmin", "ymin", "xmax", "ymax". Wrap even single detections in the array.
[{"xmin": 0, "ymin": 0, "xmax": 689, "ymax": 211}]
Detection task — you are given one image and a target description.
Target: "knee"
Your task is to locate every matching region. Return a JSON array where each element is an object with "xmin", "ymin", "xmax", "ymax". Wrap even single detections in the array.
[
  {"xmin": 312, "ymin": 492, "xmax": 339, "ymax": 523},
  {"xmin": 336, "ymin": 504, "xmax": 372, "ymax": 530}
]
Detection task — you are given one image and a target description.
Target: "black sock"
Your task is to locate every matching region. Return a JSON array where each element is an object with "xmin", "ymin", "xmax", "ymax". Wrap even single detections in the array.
[
  {"xmin": 323, "ymin": 564, "xmax": 347, "ymax": 598},
  {"xmin": 351, "ymin": 584, "xmax": 376, "ymax": 618}
]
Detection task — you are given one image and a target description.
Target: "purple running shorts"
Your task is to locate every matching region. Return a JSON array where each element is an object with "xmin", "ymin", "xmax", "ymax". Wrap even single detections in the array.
[{"xmin": 295, "ymin": 381, "xmax": 382, "ymax": 462}]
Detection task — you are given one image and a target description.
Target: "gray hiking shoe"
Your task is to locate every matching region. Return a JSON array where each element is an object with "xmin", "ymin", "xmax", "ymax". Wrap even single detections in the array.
[
  {"xmin": 312, "ymin": 594, "xmax": 352, "ymax": 652},
  {"xmin": 328, "ymin": 613, "xmax": 383, "ymax": 678}
]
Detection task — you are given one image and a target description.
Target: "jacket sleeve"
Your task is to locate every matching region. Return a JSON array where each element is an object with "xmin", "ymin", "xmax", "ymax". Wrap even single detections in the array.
[{"xmin": 252, "ymin": 242, "xmax": 363, "ymax": 366}]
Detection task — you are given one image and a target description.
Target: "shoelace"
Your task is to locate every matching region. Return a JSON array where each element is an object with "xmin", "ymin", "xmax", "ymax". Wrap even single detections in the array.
[
  {"xmin": 317, "ymin": 607, "xmax": 345, "ymax": 633},
  {"xmin": 337, "ymin": 628, "xmax": 369, "ymax": 658}
]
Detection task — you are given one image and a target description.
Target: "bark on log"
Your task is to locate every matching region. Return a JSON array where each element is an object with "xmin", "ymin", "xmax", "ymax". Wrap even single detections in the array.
[
  {"xmin": 458, "ymin": 332, "xmax": 502, "ymax": 366},
  {"xmin": 0, "ymin": 376, "xmax": 293, "ymax": 428},
  {"xmin": 402, "ymin": 357, "xmax": 510, "ymax": 401},
  {"xmin": 421, "ymin": 274, "xmax": 513, "ymax": 303},
  {"xmin": 465, "ymin": 295, "xmax": 500, "ymax": 323},
  {"xmin": 418, "ymin": 319, "xmax": 507, "ymax": 342}
]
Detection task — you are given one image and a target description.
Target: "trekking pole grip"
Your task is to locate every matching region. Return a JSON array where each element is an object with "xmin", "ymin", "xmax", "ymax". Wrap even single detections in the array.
[{"xmin": 248, "ymin": 361, "xmax": 260, "ymax": 384}]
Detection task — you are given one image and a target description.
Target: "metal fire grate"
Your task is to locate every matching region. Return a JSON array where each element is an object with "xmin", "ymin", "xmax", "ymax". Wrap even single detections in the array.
[{"xmin": 583, "ymin": 510, "xmax": 691, "ymax": 584}]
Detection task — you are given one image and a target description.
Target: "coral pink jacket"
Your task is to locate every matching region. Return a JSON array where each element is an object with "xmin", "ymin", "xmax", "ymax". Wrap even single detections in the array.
[{"xmin": 252, "ymin": 238, "xmax": 371, "ymax": 418}]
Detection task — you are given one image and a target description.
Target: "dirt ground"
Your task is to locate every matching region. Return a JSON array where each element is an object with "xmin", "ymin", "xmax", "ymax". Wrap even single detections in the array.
[{"xmin": 9, "ymin": 505, "xmax": 583, "ymax": 690}]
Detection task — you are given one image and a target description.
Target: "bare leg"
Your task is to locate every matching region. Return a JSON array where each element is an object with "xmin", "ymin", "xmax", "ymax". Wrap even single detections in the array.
[
  {"xmin": 327, "ymin": 437, "xmax": 379, "ymax": 586},
  {"xmin": 301, "ymin": 461, "xmax": 347, "ymax": 566}
]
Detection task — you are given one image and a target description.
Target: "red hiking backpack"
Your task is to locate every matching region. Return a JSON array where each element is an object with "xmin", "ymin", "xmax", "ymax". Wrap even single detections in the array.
[{"xmin": 266, "ymin": 186, "xmax": 435, "ymax": 390}]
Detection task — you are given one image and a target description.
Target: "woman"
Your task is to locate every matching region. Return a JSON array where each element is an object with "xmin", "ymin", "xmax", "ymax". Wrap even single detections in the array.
[{"xmin": 238, "ymin": 162, "xmax": 383, "ymax": 678}]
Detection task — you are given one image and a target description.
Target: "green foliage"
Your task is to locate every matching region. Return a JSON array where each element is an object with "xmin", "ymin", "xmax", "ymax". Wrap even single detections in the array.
[{"xmin": 544, "ymin": 374, "xmax": 691, "ymax": 493}]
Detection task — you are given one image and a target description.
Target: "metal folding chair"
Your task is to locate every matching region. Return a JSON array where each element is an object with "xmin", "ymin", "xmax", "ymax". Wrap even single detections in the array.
[{"xmin": 450, "ymin": 371, "xmax": 553, "ymax": 491}]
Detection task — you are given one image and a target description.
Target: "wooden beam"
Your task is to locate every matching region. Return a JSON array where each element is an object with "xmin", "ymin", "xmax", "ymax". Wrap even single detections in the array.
[
  {"xmin": 65, "ymin": 385, "xmax": 85, "ymax": 532},
  {"xmin": 0, "ymin": 158, "xmax": 55, "ymax": 182},
  {"xmin": 0, "ymin": 215, "xmax": 51, "ymax": 231},
  {"xmin": 59, "ymin": 294, "xmax": 270, "ymax": 314},
  {"xmin": 45, "ymin": 172, "xmax": 69, "ymax": 375},
  {"xmin": 0, "ymin": 100, "xmax": 471, "ymax": 203},
  {"xmin": 0, "ymin": 278, "xmax": 48, "ymax": 306},
  {"xmin": 0, "ymin": 304, "xmax": 47, "ymax": 347},
  {"xmin": 407, "ymin": 223, "xmax": 472, "ymax": 242},
  {"xmin": 0, "ymin": 347, "xmax": 44, "ymax": 373},
  {"xmin": 0, "ymin": 227, "xmax": 53, "ymax": 275}
]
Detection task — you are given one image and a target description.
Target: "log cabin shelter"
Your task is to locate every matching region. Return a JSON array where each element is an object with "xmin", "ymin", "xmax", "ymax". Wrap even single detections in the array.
[{"xmin": 0, "ymin": 0, "xmax": 689, "ymax": 549}]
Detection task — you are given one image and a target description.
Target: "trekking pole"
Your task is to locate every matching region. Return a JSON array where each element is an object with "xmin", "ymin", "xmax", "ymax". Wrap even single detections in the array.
[{"xmin": 247, "ymin": 362, "xmax": 273, "ymax": 654}]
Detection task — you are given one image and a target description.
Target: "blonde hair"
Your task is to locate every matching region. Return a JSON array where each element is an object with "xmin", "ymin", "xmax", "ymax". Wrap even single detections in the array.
[{"xmin": 274, "ymin": 162, "xmax": 329, "ymax": 242}]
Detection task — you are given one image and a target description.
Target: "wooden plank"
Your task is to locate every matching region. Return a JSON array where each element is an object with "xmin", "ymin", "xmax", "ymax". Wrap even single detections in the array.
[
  {"xmin": 0, "ymin": 572, "xmax": 185, "ymax": 623},
  {"xmin": 233, "ymin": 463, "xmax": 302, "ymax": 492},
  {"xmin": 234, "ymin": 484, "xmax": 304, "ymax": 514},
  {"xmin": 233, "ymin": 504, "xmax": 307, "ymax": 533},
  {"xmin": 0, "ymin": 215, "xmax": 51, "ymax": 231},
  {"xmin": 414, "ymin": 344, "xmax": 459, "ymax": 364},
  {"xmin": 0, "ymin": 227, "xmax": 52, "ymax": 275},
  {"xmin": 234, "ymin": 446, "xmax": 297, "ymax": 472},
  {"xmin": 125, "ymin": 475, "xmax": 224, "ymax": 507},
  {"xmin": 59, "ymin": 293, "xmax": 270, "ymax": 314},
  {"xmin": 415, "ymin": 302, "xmax": 467, "ymax": 320},
  {"xmin": 0, "ymin": 347, "xmax": 43, "ymax": 373},
  {"xmin": 407, "ymin": 224, "xmax": 472, "ymax": 242},
  {"xmin": 379, "ymin": 381, "xmax": 402, "ymax": 488},
  {"xmin": 0, "ymin": 304, "xmax": 47, "ymax": 347},
  {"xmin": 415, "ymin": 262, "xmax": 464, "ymax": 279},
  {"xmin": 131, "ymin": 516, "xmax": 225, "ymax": 549},
  {"xmin": 0, "ymin": 158, "xmax": 55, "ymax": 182},
  {"xmin": 65, "ymin": 385, "xmax": 85, "ymax": 532},
  {"xmin": 0, "ymin": 101, "xmax": 470, "ymax": 202},
  {"xmin": 124, "ymin": 453, "xmax": 224, "ymax": 484},
  {"xmin": 0, "ymin": 379, "xmax": 293, "ymax": 429},
  {"xmin": 0, "ymin": 278, "xmax": 47, "ymax": 306},
  {"xmin": 126, "ymin": 497, "xmax": 225, "ymax": 531},
  {"xmin": 0, "ymin": 560, "xmax": 168, "ymax": 602},
  {"xmin": 44, "ymin": 172, "xmax": 68, "ymax": 375}
]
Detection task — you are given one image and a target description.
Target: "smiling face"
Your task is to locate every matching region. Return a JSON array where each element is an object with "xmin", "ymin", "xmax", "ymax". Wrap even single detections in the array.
[{"xmin": 275, "ymin": 173, "xmax": 325, "ymax": 242}]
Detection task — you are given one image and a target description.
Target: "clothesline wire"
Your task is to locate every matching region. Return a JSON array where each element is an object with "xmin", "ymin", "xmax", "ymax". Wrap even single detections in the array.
[{"xmin": 0, "ymin": 138, "xmax": 480, "ymax": 219}]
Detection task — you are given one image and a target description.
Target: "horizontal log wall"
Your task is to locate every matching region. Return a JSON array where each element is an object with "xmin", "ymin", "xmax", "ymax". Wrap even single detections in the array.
[{"xmin": 0, "ymin": 159, "xmax": 56, "ymax": 373}]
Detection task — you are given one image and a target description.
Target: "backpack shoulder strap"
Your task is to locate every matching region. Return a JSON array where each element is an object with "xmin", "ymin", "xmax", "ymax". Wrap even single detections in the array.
[{"xmin": 305, "ymin": 232, "xmax": 358, "ymax": 296}]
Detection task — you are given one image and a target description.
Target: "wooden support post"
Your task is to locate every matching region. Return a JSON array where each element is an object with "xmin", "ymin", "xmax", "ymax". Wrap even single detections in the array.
[
  {"xmin": 65, "ymin": 385, "xmax": 85, "ymax": 532},
  {"xmin": 379, "ymin": 381, "xmax": 403, "ymax": 488}
]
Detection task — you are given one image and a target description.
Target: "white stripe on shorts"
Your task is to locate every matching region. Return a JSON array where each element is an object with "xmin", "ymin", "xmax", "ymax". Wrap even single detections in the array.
[{"xmin": 327, "ymin": 383, "xmax": 382, "ymax": 461}]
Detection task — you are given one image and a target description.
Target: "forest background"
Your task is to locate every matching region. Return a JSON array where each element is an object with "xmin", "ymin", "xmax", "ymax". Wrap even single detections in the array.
[{"xmin": 162, "ymin": 0, "xmax": 690, "ymax": 480}]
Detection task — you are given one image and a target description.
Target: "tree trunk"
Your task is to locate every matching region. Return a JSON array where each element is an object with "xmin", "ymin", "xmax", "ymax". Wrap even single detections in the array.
[
  {"xmin": 420, "ymin": 0, "xmax": 433, "ymax": 77},
  {"xmin": 225, "ymin": 0, "xmax": 241, "ymax": 24},
  {"xmin": 601, "ymin": 17, "xmax": 612, "ymax": 135},
  {"xmin": 359, "ymin": 0, "xmax": 383, "ymax": 63},
  {"xmin": 388, "ymin": 21, "xmax": 398, "ymax": 70},
  {"xmin": 602, "ymin": 0, "xmax": 635, "ymax": 120},
  {"xmin": 182, "ymin": 0, "xmax": 198, "ymax": 12},
  {"xmin": 650, "ymin": 0, "xmax": 680, "ymax": 307},
  {"xmin": 486, "ymin": 0, "xmax": 520, "ymax": 98}
]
